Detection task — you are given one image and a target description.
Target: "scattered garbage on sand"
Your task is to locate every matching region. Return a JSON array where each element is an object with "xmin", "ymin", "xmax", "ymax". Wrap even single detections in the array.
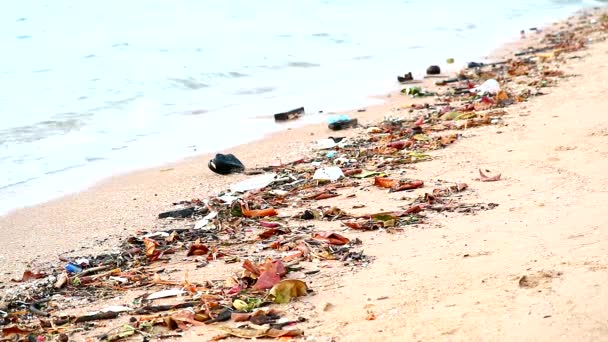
[{"xmin": 1, "ymin": 11, "xmax": 607, "ymax": 341}]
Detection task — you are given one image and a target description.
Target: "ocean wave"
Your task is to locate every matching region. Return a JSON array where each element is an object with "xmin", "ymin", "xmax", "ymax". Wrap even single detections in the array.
[{"xmin": 287, "ymin": 61, "xmax": 321, "ymax": 68}]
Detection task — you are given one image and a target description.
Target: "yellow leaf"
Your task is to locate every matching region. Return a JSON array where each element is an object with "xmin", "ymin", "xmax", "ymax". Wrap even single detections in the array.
[{"xmin": 269, "ymin": 280, "xmax": 308, "ymax": 304}]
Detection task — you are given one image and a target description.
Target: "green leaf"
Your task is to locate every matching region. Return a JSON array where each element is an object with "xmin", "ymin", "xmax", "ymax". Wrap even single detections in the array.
[{"xmin": 352, "ymin": 170, "xmax": 383, "ymax": 179}]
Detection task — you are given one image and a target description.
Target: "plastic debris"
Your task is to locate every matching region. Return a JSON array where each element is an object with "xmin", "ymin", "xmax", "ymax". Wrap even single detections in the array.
[
  {"xmin": 472, "ymin": 79, "xmax": 501, "ymax": 95},
  {"xmin": 274, "ymin": 107, "xmax": 304, "ymax": 122},
  {"xmin": 313, "ymin": 167, "xmax": 344, "ymax": 182},
  {"xmin": 230, "ymin": 173, "xmax": 277, "ymax": 193},
  {"xmin": 208, "ymin": 153, "xmax": 245, "ymax": 175}
]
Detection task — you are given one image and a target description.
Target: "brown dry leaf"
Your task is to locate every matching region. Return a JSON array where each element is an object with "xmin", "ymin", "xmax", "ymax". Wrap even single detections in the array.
[
  {"xmin": 312, "ymin": 232, "xmax": 350, "ymax": 245},
  {"xmin": 143, "ymin": 237, "xmax": 160, "ymax": 261},
  {"xmin": 258, "ymin": 228, "xmax": 288, "ymax": 240},
  {"xmin": 374, "ymin": 177, "xmax": 398, "ymax": 189},
  {"xmin": 390, "ymin": 180, "xmax": 424, "ymax": 192},
  {"xmin": 439, "ymin": 134, "xmax": 458, "ymax": 146},
  {"xmin": 478, "ymin": 169, "xmax": 501, "ymax": 182},
  {"xmin": 152, "ymin": 274, "xmax": 180, "ymax": 286},
  {"xmin": 11, "ymin": 270, "xmax": 46, "ymax": 283},
  {"xmin": 212, "ymin": 326, "xmax": 302, "ymax": 340},
  {"xmin": 496, "ymin": 90, "xmax": 510, "ymax": 101},
  {"xmin": 187, "ymin": 239, "xmax": 209, "ymax": 257},
  {"xmin": 241, "ymin": 206, "xmax": 278, "ymax": 218},
  {"xmin": 269, "ymin": 279, "xmax": 308, "ymax": 304},
  {"xmin": 166, "ymin": 231, "xmax": 179, "ymax": 243},
  {"xmin": 2, "ymin": 325, "xmax": 33, "ymax": 336},
  {"xmin": 170, "ymin": 309, "xmax": 205, "ymax": 329}
]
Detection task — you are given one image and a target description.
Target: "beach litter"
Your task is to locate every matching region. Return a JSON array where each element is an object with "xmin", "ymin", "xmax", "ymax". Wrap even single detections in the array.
[
  {"xmin": 426, "ymin": 65, "xmax": 441, "ymax": 75},
  {"xmin": 397, "ymin": 72, "xmax": 414, "ymax": 83},
  {"xmin": 274, "ymin": 107, "xmax": 305, "ymax": 122},
  {"xmin": 328, "ymin": 115, "xmax": 358, "ymax": 131},
  {"xmin": 208, "ymin": 153, "xmax": 245, "ymax": 175}
]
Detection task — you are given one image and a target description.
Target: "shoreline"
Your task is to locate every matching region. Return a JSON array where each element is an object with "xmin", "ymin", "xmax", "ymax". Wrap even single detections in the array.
[
  {"xmin": 1, "ymin": 5, "xmax": 594, "ymax": 218},
  {"xmin": 0, "ymin": 7, "xmax": 603, "ymax": 281},
  {"xmin": 1, "ymin": 7, "xmax": 607, "ymax": 341}
]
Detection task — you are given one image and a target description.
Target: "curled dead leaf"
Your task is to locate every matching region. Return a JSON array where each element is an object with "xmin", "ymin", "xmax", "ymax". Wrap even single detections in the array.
[
  {"xmin": 478, "ymin": 169, "xmax": 501, "ymax": 182},
  {"xmin": 312, "ymin": 232, "xmax": 350, "ymax": 245},
  {"xmin": 11, "ymin": 270, "xmax": 46, "ymax": 283},
  {"xmin": 253, "ymin": 260, "xmax": 287, "ymax": 290},
  {"xmin": 143, "ymin": 237, "xmax": 160, "ymax": 261},
  {"xmin": 269, "ymin": 279, "xmax": 308, "ymax": 304},
  {"xmin": 240, "ymin": 203, "xmax": 278, "ymax": 218},
  {"xmin": 374, "ymin": 177, "xmax": 398, "ymax": 189},
  {"xmin": 187, "ymin": 240, "xmax": 209, "ymax": 257}
]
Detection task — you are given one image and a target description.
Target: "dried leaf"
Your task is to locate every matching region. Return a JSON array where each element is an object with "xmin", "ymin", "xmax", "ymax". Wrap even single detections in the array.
[
  {"xmin": 439, "ymin": 134, "xmax": 458, "ymax": 146},
  {"xmin": 11, "ymin": 270, "xmax": 46, "ymax": 283},
  {"xmin": 312, "ymin": 232, "xmax": 350, "ymax": 245},
  {"xmin": 390, "ymin": 180, "xmax": 424, "ymax": 192},
  {"xmin": 187, "ymin": 239, "xmax": 209, "ymax": 256},
  {"xmin": 259, "ymin": 221, "xmax": 280, "ymax": 228},
  {"xmin": 387, "ymin": 140, "xmax": 412, "ymax": 150},
  {"xmin": 213, "ymin": 326, "xmax": 302, "ymax": 340},
  {"xmin": 352, "ymin": 170, "xmax": 383, "ymax": 179},
  {"xmin": 253, "ymin": 260, "xmax": 287, "ymax": 290},
  {"xmin": 241, "ymin": 204, "xmax": 278, "ymax": 218},
  {"xmin": 242, "ymin": 259, "xmax": 260, "ymax": 277},
  {"xmin": 269, "ymin": 280, "xmax": 308, "ymax": 304},
  {"xmin": 2, "ymin": 325, "xmax": 33, "ymax": 337},
  {"xmin": 143, "ymin": 238, "xmax": 160, "ymax": 261},
  {"xmin": 374, "ymin": 177, "xmax": 399, "ymax": 189}
]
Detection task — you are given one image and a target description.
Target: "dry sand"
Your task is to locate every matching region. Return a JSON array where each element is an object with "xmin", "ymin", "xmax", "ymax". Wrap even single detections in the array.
[{"xmin": 2, "ymin": 9, "xmax": 608, "ymax": 341}]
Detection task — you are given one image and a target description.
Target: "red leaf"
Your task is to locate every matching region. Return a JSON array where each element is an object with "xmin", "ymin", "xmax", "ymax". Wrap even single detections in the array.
[
  {"xmin": 11, "ymin": 270, "xmax": 46, "ymax": 283},
  {"xmin": 343, "ymin": 220, "xmax": 364, "ymax": 230},
  {"xmin": 187, "ymin": 241, "xmax": 209, "ymax": 257},
  {"xmin": 253, "ymin": 260, "xmax": 287, "ymax": 290},
  {"xmin": 259, "ymin": 221, "xmax": 280, "ymax": 228},
  {"xmin": 258, "ymin": 228, "xmax": 282, "ymax": 240},
  {"xmin": 253, "ymin": 272, "xmax": 281, "ymax": 290},
  {"xmin": 313, "ymin": 232, "xmax": 350, "ymax": 245},
  {"xmin": 374, "ymin": 177, "xmax": 399, "ymax": 189},
  {"xmin": 342, "ymin": 168, "xmax": 363, "ymax": 176},
  {"xmin": 390, "ymin": 180, "xmax": 424, "ymax": 192},
  {"xmin": 241, "ymin": 206, "xmax": 278, "ymax": 218}
]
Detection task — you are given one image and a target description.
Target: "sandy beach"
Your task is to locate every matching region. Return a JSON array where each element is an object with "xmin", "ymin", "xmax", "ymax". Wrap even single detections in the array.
[{"xmin": 2, "ymin": 8, "xmax": 608, "ymax": 341}]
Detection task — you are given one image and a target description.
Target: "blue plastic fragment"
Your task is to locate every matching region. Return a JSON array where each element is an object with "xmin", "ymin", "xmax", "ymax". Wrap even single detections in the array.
[
  {"xmin": 65, "ymin": 263, "xmax": 83, "ymax": 274},
  {"xmin": 327, "ymin": 114, "xmax": 351, "ymax": 124}
]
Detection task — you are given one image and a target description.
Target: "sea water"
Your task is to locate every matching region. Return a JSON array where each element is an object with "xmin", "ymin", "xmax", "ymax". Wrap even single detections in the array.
[{"xmin": 0, "ymin": 0, "xmax": 603, "ymax": 214}]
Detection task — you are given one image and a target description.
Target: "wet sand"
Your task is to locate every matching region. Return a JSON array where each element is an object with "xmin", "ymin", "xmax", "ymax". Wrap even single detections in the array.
[{"xmin": 2, "ymin": 8, "xmax": 608, "ymax": 341}]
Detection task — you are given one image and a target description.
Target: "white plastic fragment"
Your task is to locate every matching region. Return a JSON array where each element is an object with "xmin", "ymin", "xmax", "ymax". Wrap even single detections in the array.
[
  {"xmin": 230, "ymin": 173, "xmax": 277, "ymax": 193},
  {"xmin": 315, "ymin": 139, "xmax": 338, "ymax": 150},
  {"xmin": 146, "ymin": 289, "xmax": 186, "ymax": 300},
  {"xmin": 143, "ymin": 232, "xmax": 170, "ymax": 239},
  {"xmin": 194, "ymin": 211, "xmax": 218, "ymax": 230},
  {"xmin": 313, "ymin": 166, "xmax": 344, "ymax": 182},
  {"xmin": 472, "ymin": 79, "xmax": 500, "ymax": 95},
  {"xmin": 100, "ymin": 305, "xmax": 132, "ymax": 313}
]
